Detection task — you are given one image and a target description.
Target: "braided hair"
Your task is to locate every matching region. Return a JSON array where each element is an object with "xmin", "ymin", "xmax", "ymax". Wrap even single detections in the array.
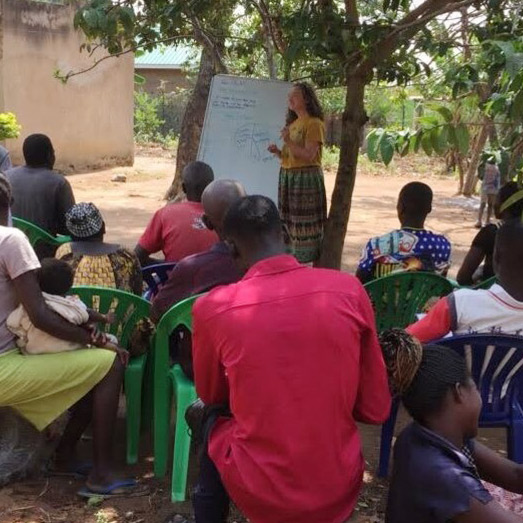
[
  {"xmin": 380, "ymin": 329, "xmax": 468, "ymax": 423},
  {"xmin": 286, "ymin": 82, "xmax": 324, "ymax": 125},
  {"xmin": 0, "ymin": 173, "xmax": 12, "ymax": 210}
]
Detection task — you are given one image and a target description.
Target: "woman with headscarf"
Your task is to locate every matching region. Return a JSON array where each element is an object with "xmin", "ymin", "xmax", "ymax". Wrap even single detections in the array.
[{"xmin": 56, "ymin": 203, "xmax": 142, "ymax": 295}]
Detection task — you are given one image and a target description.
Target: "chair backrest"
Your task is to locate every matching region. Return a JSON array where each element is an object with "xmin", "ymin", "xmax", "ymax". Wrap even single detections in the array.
[
  {"xmin": 473, "ymin": 275, "xmax": 498, "ymax": 290},
  {"xmin": 437, "ymin": 334, "xmax": 523, "ymax": 420},
  {"xmin": 70, "ymin": 286, "xmax": 151, "ymax": 348},
  {"xmin": 12, "ymin": 217, "xmax": 71, "ymax": 247},
  {"xmin": 364, "ymin": 271, "xmax": 454, "ymax": 331},
  {"xmin": 154, "ymin": 293, "xmax": 205, "ymax": 374},
  {"xmin": 142, "ymin": 262, "xmax": 177, "ymax": 300}
]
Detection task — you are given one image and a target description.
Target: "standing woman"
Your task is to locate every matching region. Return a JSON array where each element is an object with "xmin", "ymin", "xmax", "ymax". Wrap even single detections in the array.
[{"xmin": 268, "ymin": 83, "xmax": 327, "ymax": 264}]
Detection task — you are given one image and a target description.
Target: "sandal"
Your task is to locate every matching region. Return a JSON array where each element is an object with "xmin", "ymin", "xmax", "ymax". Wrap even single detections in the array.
[{"xmin": 77, "ymin": 479, "xmax": 149, "ymax": 499}]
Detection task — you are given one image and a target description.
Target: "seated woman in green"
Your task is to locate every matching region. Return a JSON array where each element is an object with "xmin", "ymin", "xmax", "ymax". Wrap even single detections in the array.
[
  {"xmin": 0, "ymin": 174, "xmax": 143, "ymax": 497},
  {"xmin": 384, "ymin": 331, "xmax": 523, "ymax": 523}
]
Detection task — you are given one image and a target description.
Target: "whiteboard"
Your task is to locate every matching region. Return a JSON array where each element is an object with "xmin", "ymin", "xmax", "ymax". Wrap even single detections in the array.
[{"xmin": 197, "ymin": 75, "xmax": 292, "ymax": 204}]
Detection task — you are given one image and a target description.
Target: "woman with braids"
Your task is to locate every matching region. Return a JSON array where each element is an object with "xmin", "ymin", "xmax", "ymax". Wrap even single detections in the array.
[
  {"xmin": 268, "ymin": 83, "xmax": 327, "ymax": 264},
  {"xmin": 382, "ymin": 329, "xmax": 523, "ymax": 523},
  {"xmin": 457, "ymin": 182, "xmax": 523, "ymax": 286}
]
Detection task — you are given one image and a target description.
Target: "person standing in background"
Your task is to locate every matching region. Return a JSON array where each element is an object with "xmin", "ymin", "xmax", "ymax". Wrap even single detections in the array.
[
  {"xmin": 0, "ymin": 145, "xmax": 12, "ymax": 173},
  {"xmin": 476, "ymin": 158, "xmax": 501, "ymax": 228},
  {"xmin": 268, "ymin": 83, "xmax": 327, "ymax": 264}
]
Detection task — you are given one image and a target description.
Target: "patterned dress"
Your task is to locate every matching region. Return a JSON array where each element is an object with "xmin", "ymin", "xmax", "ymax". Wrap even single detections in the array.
[
  {"xmin": 279, "ymin": 116, "xmax": 326, "ymax": 264},
  {"xmin": 56, "ymin": 243, "xmax": 142, "ymax": 295}
]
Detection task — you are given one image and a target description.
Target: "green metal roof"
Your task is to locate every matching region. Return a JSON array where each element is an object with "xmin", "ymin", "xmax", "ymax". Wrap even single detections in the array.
[{"xmin": 135, "ymin": 45, "xmax": 197, "ymax": 69}]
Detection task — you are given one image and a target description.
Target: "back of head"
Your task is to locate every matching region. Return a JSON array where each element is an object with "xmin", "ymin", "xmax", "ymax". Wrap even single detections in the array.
[
  {"xmin": 398, "ymin": 182, "xmax": 433, "ymax": 218},
  {"xmin": 23, "ymin": 134, "xmax": 54, "ymax": 168},
  {"xmin": 494, "ymin": 220, "xmax": 523, "ymax": 280},
  {"xmin": 182, "ymin": 161, "xmax": 214, "ymax": 202},
  {"xmin": 201, "ymin": 179, "xmax": 246, "ymax": 233},
  {"xmin": 37, "ymin": 258, "xmax": 74, "ymax": 296},
  {"xmin": 223, "ymin": 195, "xmax": 282, "ymax": 245},
  {"xmin": 65, "ymin": 202, "xmax": 104, "ymax": 241},
  {"xmin": 498, "ymin": 181, "xmax": 523, "ymax": 220},
  {"xmin": 380, "ymin": 330, "xmax": 468, "ymax": 424}
]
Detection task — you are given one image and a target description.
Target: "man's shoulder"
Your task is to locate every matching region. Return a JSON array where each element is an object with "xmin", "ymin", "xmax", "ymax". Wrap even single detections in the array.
[{"xmin": 0, "ymin": 225, "xmax": 27, "ymax": 243}]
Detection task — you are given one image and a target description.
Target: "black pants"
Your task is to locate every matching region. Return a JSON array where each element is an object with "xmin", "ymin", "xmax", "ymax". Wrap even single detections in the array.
[{"xmin": 192, "ymin": 415, "xmax": 230, "ymax": 523}]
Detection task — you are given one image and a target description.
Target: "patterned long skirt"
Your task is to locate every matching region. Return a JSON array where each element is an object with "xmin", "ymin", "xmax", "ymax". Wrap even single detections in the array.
[{"xmin": 278, "ymin": 166, "xmax": 327, "ymax": 263}]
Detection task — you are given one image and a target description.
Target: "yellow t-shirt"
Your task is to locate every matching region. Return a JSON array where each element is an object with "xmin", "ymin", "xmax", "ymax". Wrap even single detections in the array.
[{"xmin": 281, "ymin": 116, "xmax": 325, "ymax": 169}]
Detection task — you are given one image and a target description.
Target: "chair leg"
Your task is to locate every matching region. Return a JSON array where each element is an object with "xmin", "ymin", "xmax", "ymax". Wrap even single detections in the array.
[
  {"xmin": 124, "ymin": 363, "xmax": 144, "ymax": 465},
  {"xmin": 154, "ymin": 376, "xmax": 172, "ymax": 478},
  {"xmin": 171, "ymin": 368, "xmax": 198, "ymax": 502},
  {"xmin": 377, "ymin": 398, "xmax": 400, "ymax": 478},
  {"xmin": 508, "ymin": 419, "xmax": 523, "ymax": 464}
]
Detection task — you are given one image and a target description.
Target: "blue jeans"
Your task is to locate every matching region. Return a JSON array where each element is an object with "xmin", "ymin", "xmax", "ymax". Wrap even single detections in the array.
[{"xmin": 192, "ymin": 415, "xmax": 230, "ymax": 523}]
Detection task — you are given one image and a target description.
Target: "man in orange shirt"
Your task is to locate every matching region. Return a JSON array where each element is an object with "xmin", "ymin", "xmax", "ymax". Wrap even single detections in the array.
[
  {"xmin": 135, "ymin": 161, "xmax": 218, "ymax": 266},
  {"xmin": 189, "ymin": 195, "xmax": 391, "ymax": 523}
]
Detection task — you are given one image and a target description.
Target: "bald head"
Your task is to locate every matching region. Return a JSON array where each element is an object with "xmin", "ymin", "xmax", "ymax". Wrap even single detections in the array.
[
  {"xmin": 182, "ymin": 161, "xmax": 214, "ymax": 202},
  {"xmin": 494, "ymin": 220, "xmax": 523, "ymax": 288},
  {"xmin": 201, "ymin": 179, "xmax": 246, "ymax": 238}
]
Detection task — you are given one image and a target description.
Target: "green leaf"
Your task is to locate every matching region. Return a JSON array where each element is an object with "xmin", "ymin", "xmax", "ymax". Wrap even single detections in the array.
[
  {"xmin": 380, "ymin": 134, "xmax": 394, "ymax": 166},
  {"xmin": 366, "ymin": 128, "xmax": 383, "ymax": 162},
  {"xmin": 431, "ymin": 127, "xmax": 447, "ymax": 155},
  {"xmin": 134, "ymin": 73, "xmax": 146, "ymax": 85},
  {"xmin": 455, "ymin": 123, "xmax": 470, "ymax": 155},
  {"xmin": 421, "ymin": 133, "xmax": 433, "ymax": 156},
  {"xmin": 435, "ymin": 106, "xmax": 453, "ymax": 123},
  {"xmin": 510, "ymin": 91, "xmax": 523, "ymax": 122}
]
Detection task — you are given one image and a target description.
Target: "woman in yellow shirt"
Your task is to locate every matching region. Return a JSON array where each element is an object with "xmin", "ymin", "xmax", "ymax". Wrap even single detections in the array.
[{"xmin": 268, "ymin": 83, "xmax": 327, "ymax": 264}]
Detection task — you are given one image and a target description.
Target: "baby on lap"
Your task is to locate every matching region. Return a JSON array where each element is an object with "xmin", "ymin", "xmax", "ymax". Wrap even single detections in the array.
[{"xmin": 7, "ymin": 258, "xmax": 120, "ymax": 354}]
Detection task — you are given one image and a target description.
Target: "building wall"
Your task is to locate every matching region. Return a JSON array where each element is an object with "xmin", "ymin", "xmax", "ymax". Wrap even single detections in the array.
[
  {"xmin": 1, "ymin": 0, "xmax": 134, "ymax": 171},
  {"xmin": 136, "ymin": 68, "xmax": 189, "ymax": 96}
]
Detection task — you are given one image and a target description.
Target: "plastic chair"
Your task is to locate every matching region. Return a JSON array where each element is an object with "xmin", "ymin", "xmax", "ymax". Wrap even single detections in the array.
[
  {"xmin": 12, "ymin": 216, "xmax": 71, "ymax": 249},
  {"xmin": 70, "ymin": 286, "xmax": 151, "ymax": 465},
  {"xmin": 473, "ymin": 275, "xmax": 498, "ymax": 290},
  {"xmin": 378, "ymin": 334, "xmax": 523, "ymax": 477},
  {"xmin": 153, "ymin": 293, "xmax": 204, "ymax": 501},
  {"xmin": 141, "ymin": 262, "xmax": 177, "ymax": 300},
  {"xmin": 364, "ymin": 271, "xmax": 454, "ymax": 332}
]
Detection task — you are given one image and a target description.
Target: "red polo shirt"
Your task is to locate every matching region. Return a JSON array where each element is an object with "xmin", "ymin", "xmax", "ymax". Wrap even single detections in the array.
[
  {"xmin": 193, "ymin": 255, "xmax": 391, "ymax": 523},
  {"xmin": 138, "ymin": 201, "xmax": 218, "ymax": 262}
]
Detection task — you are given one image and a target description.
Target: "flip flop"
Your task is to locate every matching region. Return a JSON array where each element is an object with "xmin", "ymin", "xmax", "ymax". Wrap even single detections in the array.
[
  {"xmin": 46, "ymin": 461, "xmax": 93, "ymax": 479},
  {"xmin": 77, "ymin": 479, "xmax": 149, "ymax": 499}
]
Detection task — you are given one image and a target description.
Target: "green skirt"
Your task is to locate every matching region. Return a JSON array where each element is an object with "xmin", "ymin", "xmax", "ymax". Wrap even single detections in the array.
[
  {"xmin": 0, "ymin": 348, "xmax": 115, "ymax": 431},
  {"xmin": 278, "ymin": 166, "xmax": 327, "ymax": 263}
]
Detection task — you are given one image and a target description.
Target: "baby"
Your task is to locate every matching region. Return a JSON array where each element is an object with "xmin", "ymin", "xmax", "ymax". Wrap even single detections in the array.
[{"xmin": 7, "ymin": 258, "xmax": 120, "ymax": 354}]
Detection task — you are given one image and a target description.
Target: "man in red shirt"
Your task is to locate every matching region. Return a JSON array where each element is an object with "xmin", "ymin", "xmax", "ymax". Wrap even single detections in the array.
[
  {"xmin": 190, "ymin": 195, "xmax": 391, "ymax": 523},
  {"xmin": 135, "ymin": 161, "xmax": 218, "ymax": 266}
]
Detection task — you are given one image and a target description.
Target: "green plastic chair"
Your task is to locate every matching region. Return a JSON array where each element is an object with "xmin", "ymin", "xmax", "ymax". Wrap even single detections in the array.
[
  {"xmin": 153, "ymin": 293, "xmax": 204, "ymax": 501},
  {"xmin": 70, "ymin": 286, "xmax": 151, "ymax": 465},
  {"xmin": 12, "ymin": 216, "xmax": 71, "ymax": 249},
  {"xmin": 364, "ymin": 271, "xmax": 454, "ymax": 332},
  {"xmin": 473, "ymin": 275, "xmax": 498, "ymax": 290}
]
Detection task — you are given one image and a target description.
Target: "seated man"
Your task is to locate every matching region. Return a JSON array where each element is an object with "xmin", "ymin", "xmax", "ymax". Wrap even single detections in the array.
[
  {"xmin": 135, "ymin": 161, "xmax": 218, "ymax": 266},
  {"xmin": 408, "ymin": 219, "xmax": 523, "ymax": 343},
  {"xmin": 6, "ymin": 134, "xmax": 75, "ymax": 258},
  {"xmin": 189, "ymin": 195, "xmax": 391, "ymax": 523},
  {"xmin": 356, "ymin": 182, "xmax": 451, "ymax": 283},
  {"xmin": 150, "ymin": 179, "xmax": 245, "ymax": 323}
]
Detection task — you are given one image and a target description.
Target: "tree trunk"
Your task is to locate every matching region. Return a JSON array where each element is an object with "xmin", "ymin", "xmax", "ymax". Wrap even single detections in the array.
[
  {"xmin": 463, "ymin": 117, "xmax": 490, "ymax": 197},
  {"xmin": 318, "ymin": 73, "xmax": 367, "ymax": 269},
  {"xmin": 165, "ymin": 48, "xmax": 226, "ymax": 200}
]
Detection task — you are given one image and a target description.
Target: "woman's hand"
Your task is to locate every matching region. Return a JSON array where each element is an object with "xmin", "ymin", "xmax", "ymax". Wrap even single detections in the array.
[{"xmin": 267, "ymin": 143, "xmax": 281, "ymax": 156}]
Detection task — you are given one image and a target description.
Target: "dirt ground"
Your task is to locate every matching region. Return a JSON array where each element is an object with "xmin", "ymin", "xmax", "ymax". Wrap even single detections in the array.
[{"xmin": 0, "ymin": 147, "xmax": 500, "ymax": 523}]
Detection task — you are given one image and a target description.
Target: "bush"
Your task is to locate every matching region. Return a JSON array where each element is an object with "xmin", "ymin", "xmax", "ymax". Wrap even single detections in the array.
[
  {"xmin": 134, "ymin": 91, "xmax": 165, "ymax": 143},
  {"xmin": 0, "ymin": 113, "xmax": 21, "ymax": 141}
]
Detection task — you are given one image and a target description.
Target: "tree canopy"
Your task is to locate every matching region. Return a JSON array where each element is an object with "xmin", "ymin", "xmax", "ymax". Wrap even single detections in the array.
[{"xmin": 71, "ymin": 0, "xmax": 523, "ymax": 268}]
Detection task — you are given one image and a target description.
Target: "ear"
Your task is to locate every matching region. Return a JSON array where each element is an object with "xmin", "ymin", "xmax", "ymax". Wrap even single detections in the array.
[
  {"xmin": 202, "ymin": 214, "xmax": 214, "ymax": 231},
  {"xmin": 452, "ymin": 382, "xmax": 466, "ymax": 405}
]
